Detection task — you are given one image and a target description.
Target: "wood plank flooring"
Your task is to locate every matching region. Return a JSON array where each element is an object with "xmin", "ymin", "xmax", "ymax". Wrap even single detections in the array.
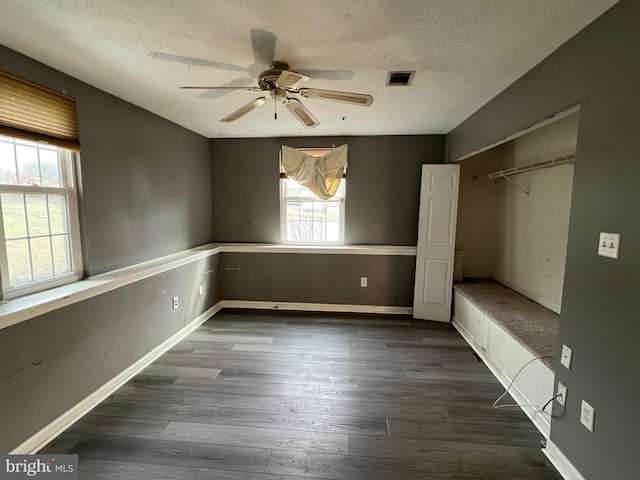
[{"xmin": 41, "ymin": 310, "xmax": 561, "ymax": 479}]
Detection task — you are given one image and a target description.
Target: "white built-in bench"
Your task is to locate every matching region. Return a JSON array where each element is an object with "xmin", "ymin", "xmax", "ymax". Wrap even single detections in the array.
[{"xmin": 452, "ymin": 280, "xmax": 559, "ymax": 438}]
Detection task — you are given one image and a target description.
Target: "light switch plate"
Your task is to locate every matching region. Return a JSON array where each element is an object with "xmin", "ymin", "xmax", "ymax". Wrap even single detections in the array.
[
  {"xmin": 598, "ymin": 232, "xmax": 620, "ymax": 259},
  {"xmin": 561, "ymin": 344, "xmax": 573, "ymax": 369}
]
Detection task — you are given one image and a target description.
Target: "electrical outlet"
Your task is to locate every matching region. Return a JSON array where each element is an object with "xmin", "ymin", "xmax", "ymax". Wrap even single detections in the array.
[
  {"xmin": 561, "ymin": 344, "xmax": 573, "ymax": 369},
  {"xmin": 198, "ymin": 284, "xmax": 203, "ymax": 296},
  {"xmin": 580, "ymin": 400, "xmax": 595, "ymax": 432},
  {"xmin": 598, "ymin": 232, "xmax": 620, "ymax": 259},
  {"xmin": 360, "ymin": 277, "xmax": 368, "ymax": 287},
  {"xmin": 556, "ymin": 382, "xmax": 567, "ymax": 406},
  {"xmin": 172, "ymin": 296, "xmax": 179, "ymax": 310}
]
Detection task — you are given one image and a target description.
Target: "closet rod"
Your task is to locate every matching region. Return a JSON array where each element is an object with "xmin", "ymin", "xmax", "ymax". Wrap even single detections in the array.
[{"xmin": 483, "ymin": 155, "xmax": 575, "ymax": 180}]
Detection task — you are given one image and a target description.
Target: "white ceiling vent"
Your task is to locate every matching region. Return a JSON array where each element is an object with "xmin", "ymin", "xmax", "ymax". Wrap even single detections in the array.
[{"xmin": 387, "ymin": 71, "xmax": 415, "ymax": 86}]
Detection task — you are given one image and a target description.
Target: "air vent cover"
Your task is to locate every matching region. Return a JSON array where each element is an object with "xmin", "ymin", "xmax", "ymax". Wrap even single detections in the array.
[{"xmin": 387, "ymin": 71, "xmax": 414, "ymax": 86}]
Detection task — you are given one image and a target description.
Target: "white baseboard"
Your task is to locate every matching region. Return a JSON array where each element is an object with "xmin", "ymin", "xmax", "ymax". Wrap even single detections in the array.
[
  {"xmin": 11, "ymin": 301, "xmax": 223, "ymax": 455},
  {"xmin": 221, "ymin": 300, "xmax": 412, "ymax": 316},
  {"xmin": 543, "ymin": 439, "xmax": 586, "ymax": 480},
  {"xmin": 452, "ymin": 315, "xmax": 552, "ymax": 437}
]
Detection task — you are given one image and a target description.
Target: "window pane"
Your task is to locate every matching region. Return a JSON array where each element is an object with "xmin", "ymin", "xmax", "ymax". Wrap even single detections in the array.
[
  {"xmin": 0, "ymin": 136, "xmax": 81, "ymax": 294},
  {"xmin": 16, "ymin": 144, "xmax": 40, "ymax": 186},
  {"xmin": 26, "ymin": 194, "xmax": 49, "ymax": 236},
  {"xmin": 286, "ymin": 180, "xmax": 302, "ymax": 196},
  {"xmin": 40, "ymin": 148, "xmax": 61, "ymax": 186},
  {"xmin": 52, "ymin": 234, "xmax": 72, "ymax": 275},
  {"xmin": 6, "ymin": 238, "xmax": 32, "ymax": 285},
  {"xmin": 30, "ymin": 237, "xmax": 53, "ymax": 280},
  {"xmin": 282, "ymin": 176, "xmax": 344, "ymax": 244},
  {"xmin": 1, "ymin": 193, "xmax": 27, "ymax": 239},
  {"xmin": 326, "ymin": 221, "xmax": 340, "ymax": 242},
  {"xmin": 48, "ymin": 195, "xmax": 69, "ymax": 234},
  {"xmin": 0, "ymin": 140, "xmax": 17, "ymax": 185}
]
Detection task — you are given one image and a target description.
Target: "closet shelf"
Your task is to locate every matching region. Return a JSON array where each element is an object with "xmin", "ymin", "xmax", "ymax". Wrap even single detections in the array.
[{"xmin": 483, "ymin": 155, "xmax": 575, "ymax": 180}]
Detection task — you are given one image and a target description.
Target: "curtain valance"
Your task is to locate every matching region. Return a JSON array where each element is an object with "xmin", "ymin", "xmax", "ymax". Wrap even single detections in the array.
[{"xmin": 281, "ymin": 144, "xmax": 347, "ymax": 200}]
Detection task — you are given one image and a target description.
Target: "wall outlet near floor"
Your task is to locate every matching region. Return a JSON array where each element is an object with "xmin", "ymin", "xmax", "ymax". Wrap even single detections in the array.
[
  {"xmin": 172, "ymin": 296, "xmax": 179, "ymax": 310},
  {"xmin": 360, "ymin": 277, "xmax": 368, "ymax": 287},
  {"xmin": 556, "ymin": 382, "xmax": 567, "ymax": 406},
  {"xmin": 598, "ymin": 232, "xmax": 620, "ymax": 259},
  {"xmin": 580, "ymin": 400, "xmax": 595, "ymax": 432},
  {"xmin": 560, "ymin": 344, "xmax": 573, "ymax": 369}
]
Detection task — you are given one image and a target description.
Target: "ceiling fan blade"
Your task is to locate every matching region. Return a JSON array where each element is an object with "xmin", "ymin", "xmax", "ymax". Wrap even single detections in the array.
[
  {"xmin": 297, "ymin": 69, "xmax": 355, "ymax": 81},
  {"xmin": 194, "ymin": 76, "xmax": 257, "ymax": 100},
  {"xmin": 180, "ymin": 86, "xmax": 261, "ymax": 91},
  {"xmin": 275, "ymin": 70, "xmax": 309, "ymax": 89},
  {"xmin": 221, "ymin": 97, "xmax": 268, "ymax": 123},
  {"xmin": 250, "ymin": 29, "xmax": 276, "ymax": 67},
  {"xmin": 298, "ymin": 88, "xmax": 373, "ymax": 106},
  {"xmin": 283, "ymin": 98, "xmax": 319, "ymax": 128},
  {"xmin": 148, "ymin": 51, "xmax": 245, "ymax": 72}
]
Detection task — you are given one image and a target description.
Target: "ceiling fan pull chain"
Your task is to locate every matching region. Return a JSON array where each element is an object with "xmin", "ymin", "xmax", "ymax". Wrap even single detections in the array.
[{"xmin": 274, "ymin": 96, "xmax": 277, "ymax": 120}]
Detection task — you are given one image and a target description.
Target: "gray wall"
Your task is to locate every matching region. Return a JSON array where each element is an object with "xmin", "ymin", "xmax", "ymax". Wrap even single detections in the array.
[
  {"xmin": 0, "ymin": 44, "xmax": 218, "ymax": 452},
  {"xmin": 220, "ymin": 252, "xmax": 415, "ymax": 307},
  {"xmin": 447, "ymin": 1, "xmax": 638, "ymax": 478},
  {"xmin": 211, "ymin": 135, "xmax": 444, "ymax": 245},
  {"xmin": 0, "ymin": 255, "xmax": 220, "ymax": 453},
  {"xmin": 0, "ymin": 45, "xmax": 213, "ymax": 276}
]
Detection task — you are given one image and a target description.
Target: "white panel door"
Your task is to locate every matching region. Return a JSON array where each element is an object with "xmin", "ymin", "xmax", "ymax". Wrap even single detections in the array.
[{"xmin": 413, "ymin": 164, "xmax": 460, "ymax": 322}]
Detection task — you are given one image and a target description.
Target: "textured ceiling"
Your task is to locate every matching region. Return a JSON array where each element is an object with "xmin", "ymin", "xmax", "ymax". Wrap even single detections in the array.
[{"xmin": 0, "ymin": 0, "xmax": 618, "ymax": 138}]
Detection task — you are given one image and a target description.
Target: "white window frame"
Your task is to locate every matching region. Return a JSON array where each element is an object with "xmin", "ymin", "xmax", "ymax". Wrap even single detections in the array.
[
  {"xmin": 0, "ymin": 138, "xmax": 83, "ymax": 298},
  {"xmin": 279, "ymin": 148, "xmax": 346, "ymax": 246}
]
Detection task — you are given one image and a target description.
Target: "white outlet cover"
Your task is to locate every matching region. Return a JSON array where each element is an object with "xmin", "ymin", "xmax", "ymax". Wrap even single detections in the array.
[
  {"xmin": 581, "ymin": 400, "xmax": 595, "ymax": 432},
  {"xmin": 561, "ymin": 344, "xmax": 573, "ymax": 369},
  {"xmin": 360, "ymin": 277, "xmax": 367, "ymax": 287},
  {"xmin": 557, "ymin": 382, "xmax": 567, "ymax": 406},
  {"xmin": 598, "ymin": 232, "xmax": 620, "ymax": 259}
]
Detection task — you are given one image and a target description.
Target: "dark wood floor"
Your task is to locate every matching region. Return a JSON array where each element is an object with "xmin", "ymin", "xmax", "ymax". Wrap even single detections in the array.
[{"xmin": 42, "ymin": 310, "xmax": 561, "ymax": 479}]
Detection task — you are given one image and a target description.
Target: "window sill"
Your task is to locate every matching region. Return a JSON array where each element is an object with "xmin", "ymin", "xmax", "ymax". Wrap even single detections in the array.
[{"xmin": 0, "ymin": 244, "xmax": 221, "ymax": 331}]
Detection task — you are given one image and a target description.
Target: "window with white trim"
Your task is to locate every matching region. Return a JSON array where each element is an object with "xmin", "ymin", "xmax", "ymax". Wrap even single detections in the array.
[
  {"xmin": 0, "ymin": 134, "xmax": 83, "ymax": 297},
  {"xmin": 280, "ymin": 148, "xmax": 346, "ymax": 245}
]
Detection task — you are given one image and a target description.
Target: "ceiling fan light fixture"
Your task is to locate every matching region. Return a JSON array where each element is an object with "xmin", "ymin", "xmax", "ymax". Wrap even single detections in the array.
[{"xmin": 387, "ymin": 71, "xmax": 415, "ymax": 86}]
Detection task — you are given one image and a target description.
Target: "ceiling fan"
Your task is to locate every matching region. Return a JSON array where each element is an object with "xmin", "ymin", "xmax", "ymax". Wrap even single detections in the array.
[{"xmin": 150, "ymin": 29, "xmax": 373, "ymax": 128}]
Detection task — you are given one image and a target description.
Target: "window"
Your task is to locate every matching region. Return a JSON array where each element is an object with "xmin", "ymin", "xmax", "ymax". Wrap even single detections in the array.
[
  {"xmin": 0, "ymin": 134, "xmax": 82, "ymax": 297},
  {"xmin": 280, "ymin": 148, "xmax": 346, "ymax": 245}
]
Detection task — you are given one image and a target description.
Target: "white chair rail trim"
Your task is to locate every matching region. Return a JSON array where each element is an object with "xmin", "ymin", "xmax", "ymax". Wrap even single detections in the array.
[{"xmin": 0, "ymin": 243, "xmax": 417, "ymax": 330}]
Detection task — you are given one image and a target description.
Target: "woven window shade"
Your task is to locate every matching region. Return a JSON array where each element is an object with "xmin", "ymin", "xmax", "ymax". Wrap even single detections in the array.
[{"xmin": 0, "ymin": 70, "xmax": 80, "ymax": 151}]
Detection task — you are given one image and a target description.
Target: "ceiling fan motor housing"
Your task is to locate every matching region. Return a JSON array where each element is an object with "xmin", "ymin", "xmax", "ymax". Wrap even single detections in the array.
[{"xmin": 258, "ymin": 61, "xmax": 293, "ymax": 90}]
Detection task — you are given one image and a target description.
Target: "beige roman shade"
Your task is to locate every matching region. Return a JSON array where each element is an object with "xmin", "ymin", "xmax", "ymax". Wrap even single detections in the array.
[{"xmin": 0, "ymin": 70, "xmax": 80, "ymax": 151}]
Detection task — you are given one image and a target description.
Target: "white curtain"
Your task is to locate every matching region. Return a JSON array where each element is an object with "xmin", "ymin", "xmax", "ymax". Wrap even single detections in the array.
[{"xmin": 281, "ymin": 144, "xmax": 347, "ymax": 200}]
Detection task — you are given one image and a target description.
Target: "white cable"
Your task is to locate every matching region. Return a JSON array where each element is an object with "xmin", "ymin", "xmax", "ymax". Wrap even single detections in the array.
[{"xmin": 492, "ymin": 355, "xmax": 553, "ymax": 411}]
